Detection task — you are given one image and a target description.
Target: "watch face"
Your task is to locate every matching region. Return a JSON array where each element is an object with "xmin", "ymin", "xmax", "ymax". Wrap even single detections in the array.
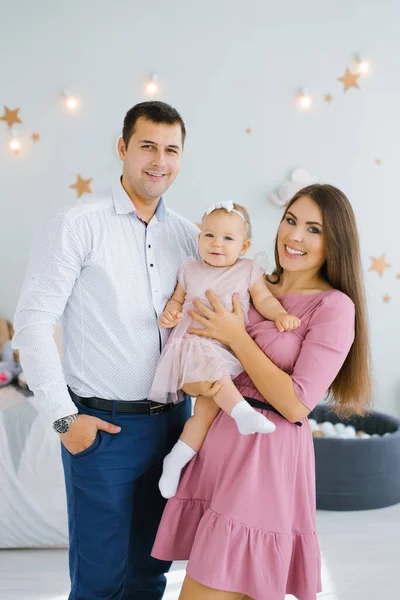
[{"xmin": 54, "ymin": 419, "xmax": 69, "ymax": 434}]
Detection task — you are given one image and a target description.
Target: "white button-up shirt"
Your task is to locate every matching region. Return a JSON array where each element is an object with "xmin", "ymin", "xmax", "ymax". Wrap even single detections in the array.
[{"xmin": 13, "ymin": 181, "xmax": 198, "ymax": 422}]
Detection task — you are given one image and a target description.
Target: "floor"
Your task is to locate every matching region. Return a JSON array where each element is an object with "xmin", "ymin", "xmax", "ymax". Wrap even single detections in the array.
[{"xmin": 0, "ymin": 503, "xmax": 398, "ymax": 600}]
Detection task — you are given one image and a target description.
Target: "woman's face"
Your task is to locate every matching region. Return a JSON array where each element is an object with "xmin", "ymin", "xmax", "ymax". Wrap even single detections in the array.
[{"xmin": 277, "ymin": 196, "xmax": 326, "ymax": 274}]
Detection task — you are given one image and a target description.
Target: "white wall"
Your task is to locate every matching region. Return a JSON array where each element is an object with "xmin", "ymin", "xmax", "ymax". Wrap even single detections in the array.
[{"xmin": 1, "ymin": 0, "xmax": 399, "ymax": 415}]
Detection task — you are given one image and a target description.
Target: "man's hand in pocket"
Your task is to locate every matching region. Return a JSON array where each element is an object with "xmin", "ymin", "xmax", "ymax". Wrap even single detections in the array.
[{"xmin": 60, "ymin": 414, "xmax": 121, "ymax": 455}]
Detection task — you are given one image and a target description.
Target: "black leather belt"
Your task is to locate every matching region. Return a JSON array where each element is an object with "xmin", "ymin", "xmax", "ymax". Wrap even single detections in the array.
[
  {"xmin": 68, "ymin": 388, "xmax": 173, "ymax": 416},
  {"xmin": 245, "ymin": 397, "xmax": 302, "ymax": 427}
]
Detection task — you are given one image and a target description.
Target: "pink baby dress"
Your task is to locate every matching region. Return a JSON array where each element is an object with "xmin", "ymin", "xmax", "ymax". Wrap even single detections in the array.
[{"xmin": 149, "ymin": 257, "xmax": 265, "ymax": 403}]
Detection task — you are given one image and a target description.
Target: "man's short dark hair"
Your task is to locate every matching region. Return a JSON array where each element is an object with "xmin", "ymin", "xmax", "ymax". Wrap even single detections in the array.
[{"xmin": 122, "ymin": 101, "xmax": 186, "ymax": 148}]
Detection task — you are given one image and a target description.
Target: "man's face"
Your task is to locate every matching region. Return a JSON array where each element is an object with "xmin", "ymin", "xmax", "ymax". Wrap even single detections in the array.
[{"xmin": 118, "ymin": 117, "xmax": 183, "ymax": 203}]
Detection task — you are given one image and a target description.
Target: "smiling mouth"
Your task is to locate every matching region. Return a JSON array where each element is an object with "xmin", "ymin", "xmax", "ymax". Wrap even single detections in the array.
[
  {"xmin": 284, "ymin": 244, "xmax": 307, "ymax": 257},
  {"xmin": 145, "ymin": 171, "xmax": 166, "ymax": 179}
]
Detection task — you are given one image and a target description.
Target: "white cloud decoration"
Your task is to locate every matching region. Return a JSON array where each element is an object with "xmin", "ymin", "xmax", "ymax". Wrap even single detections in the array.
[{"xmin": 269, "ymin": 168, "xmax": 319, "ymax": 207}]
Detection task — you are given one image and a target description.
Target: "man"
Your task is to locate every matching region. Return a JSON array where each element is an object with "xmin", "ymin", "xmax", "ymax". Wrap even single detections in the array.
[{"xmin": 13, "ymin": 102, "xmax": 199, "ymax": 599}]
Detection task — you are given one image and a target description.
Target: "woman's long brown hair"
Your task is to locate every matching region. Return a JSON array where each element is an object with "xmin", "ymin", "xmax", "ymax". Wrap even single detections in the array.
[{"xmin": 268, "ymin": 184, "xmax": 372, "ymax": 418}]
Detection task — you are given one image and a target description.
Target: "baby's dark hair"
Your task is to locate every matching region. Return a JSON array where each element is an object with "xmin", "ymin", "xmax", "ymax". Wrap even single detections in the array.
[{"xmin": 201, "ymin": 203, "xmax": 252, "ymax": 239}]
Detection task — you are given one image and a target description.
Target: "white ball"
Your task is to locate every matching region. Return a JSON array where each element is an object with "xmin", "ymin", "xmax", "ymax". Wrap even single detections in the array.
[
  {"xmin": 371, "ymin": 433, "xmax": 380, "ymax": 438},
  {"xmin": 344, "ymin": 425, "xmax": 356, "ymax": 438},
  {"xmin": 360, "ymin": 433, "xmax": 371, "ymax": 439},
  {"xmin": 384, "ymin": 432, "xmax": 392, "ymax": 437},
  {"xmin": 320, "ymin": 421, "xmax": 335, "ymax": 436},
  {"xmin": 326, "ymin": 429, "xmax": 339, "ymax": 438},
  {"xmin": 334, "ymin": 423, "xmax": 346, "ymax": 433},
  {"xmin": 308, "ymin": 419, "xmax": 319, "ymax": 432}
]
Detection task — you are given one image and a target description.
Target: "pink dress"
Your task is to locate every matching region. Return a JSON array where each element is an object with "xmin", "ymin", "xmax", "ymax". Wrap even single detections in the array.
[
  {"xmin": 149, "ymin": 257, "xmax": 264, "ymax": 403},
  {"xmin": 152, "ymin": 289, "xmax": 355, "ymax": 600}
]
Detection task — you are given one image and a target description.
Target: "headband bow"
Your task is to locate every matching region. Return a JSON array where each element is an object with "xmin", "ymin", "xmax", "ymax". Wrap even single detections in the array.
[{"xmin": 205, "ymin": 201, "xmax": 246, "ymax": 223}]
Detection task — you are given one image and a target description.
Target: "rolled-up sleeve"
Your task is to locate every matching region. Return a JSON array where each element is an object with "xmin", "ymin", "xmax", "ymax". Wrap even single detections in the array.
[
  {"xmin": 12, "ymin": 213, "xmax": 86, "ymax": 421},
  {"xmin": 291, "ymin": 292, "xmax": 355, "ymax": 411}
]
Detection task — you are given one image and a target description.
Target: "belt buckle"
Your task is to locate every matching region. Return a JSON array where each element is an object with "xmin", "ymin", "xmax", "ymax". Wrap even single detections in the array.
[{"xmin": 149, "ymin": 401, "xmax": 166, "ymax": 416}]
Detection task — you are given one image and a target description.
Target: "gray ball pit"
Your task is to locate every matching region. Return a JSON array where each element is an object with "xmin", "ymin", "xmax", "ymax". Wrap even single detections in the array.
[{"xmin": 309, "ymin": 404, "xmax": 400, "ymax": 511}]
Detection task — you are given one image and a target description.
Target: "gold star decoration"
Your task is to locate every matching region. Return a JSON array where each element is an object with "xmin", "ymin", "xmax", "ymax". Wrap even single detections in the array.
[
  {"xmin": 375, "ymin": 158, "xmax": 382, "ymax": 165},
  {"xmin": 324, "ymin": 94, "xmax": 333, "ymax": 104},
  {"xmin": 337, "ymin": 68, "xmax": 361, "ymax": 92},
  {"xmin": 369, "ymin": 255, "xmax": 391, "ymax": 277},
  {"xmin": 383, "ymin": 295, "xmax": 391, "ymax": 304},
  {"xmin": 69, "ymin": 175, "xmax": 93, "ymax": 198},
  {"xmin": 31, "ymin": 133, "xmax": 40, "ymax": 142},
  {"xmin": 0, "ymin": 106, "xmax": 22, "ymax": 128},
  {"xmin": 245, "ymin": 128, "xmax": 252, "ymax": 135}
]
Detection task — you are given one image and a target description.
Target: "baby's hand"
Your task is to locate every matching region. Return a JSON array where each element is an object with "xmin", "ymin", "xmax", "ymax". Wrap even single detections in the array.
[
  {"xmin": 159, "ymin": 309, "xmax": 183, "ymax": 328},
  {"xmin": 275, "ymin": 312, "xmax": 301, "ymax": 333}
]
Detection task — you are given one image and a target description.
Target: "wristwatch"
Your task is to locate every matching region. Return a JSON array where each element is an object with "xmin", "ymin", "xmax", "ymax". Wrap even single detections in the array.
[{"xmin": 52, "ymin": 414, "xmax": 79, "ymax": 434}]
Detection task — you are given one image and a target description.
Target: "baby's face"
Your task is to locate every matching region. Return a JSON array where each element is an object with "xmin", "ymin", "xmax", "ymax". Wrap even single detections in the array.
[{"xmin": 198, "ymin": 210, "xmax": 250, "ymax": 268}]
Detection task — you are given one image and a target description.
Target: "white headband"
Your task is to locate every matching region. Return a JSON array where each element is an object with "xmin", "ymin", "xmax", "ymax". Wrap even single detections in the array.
[{"xmin": 205, "ymin": 201, "xmax": 246, "ymax": 223}]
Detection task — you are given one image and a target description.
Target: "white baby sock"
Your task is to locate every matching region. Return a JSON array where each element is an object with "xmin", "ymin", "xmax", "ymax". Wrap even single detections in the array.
[
  {"xmin": 231, "ymin": 400, "xmax": 276, "ymax": 435},
  {"xmin": 159, "ymin": 439, "xmax": 197, "ymax": 499}
]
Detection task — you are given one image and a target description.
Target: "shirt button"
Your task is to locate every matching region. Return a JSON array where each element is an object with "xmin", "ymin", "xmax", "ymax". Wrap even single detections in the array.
[
  {"xmin": 150, "ymin": 264, "xmax": 154, "ymax": 267},
  {"xmin": 148, "ymin": 244, "xmax": 151, "ymax": 248}
]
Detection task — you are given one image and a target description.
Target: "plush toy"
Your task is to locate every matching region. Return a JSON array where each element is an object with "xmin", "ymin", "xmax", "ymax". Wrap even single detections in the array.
[
  {"xmin": 0, "ymin": 316, "xmax": 10, "ymax": 351},
  {"xmin": 0, "ymin": 316, "xmax": 22, "ymax": 387},
  {"xmin": 0, "ymin": 317, "xmax": 18, "ymax": 360},
  {"xmin": 0, "ymin": 340, "xmax": 22, "ymax": 387},
  {"xmin": 269, "ymin": 168, "xmax": 319, "ymax": 207},
  {"xmin": 17, "ymin": 370, "xmax": 29, "ymax": 390}
]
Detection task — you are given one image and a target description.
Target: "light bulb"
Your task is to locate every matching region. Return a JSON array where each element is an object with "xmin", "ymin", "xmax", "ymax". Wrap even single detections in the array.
[
  {"xmin": 66, "ymin": 96, "xmax": 79, "ymax": 110},
  {"xmin": 145, "ymin": 74, "xmax": 159, "ymax": 95},
  {"xmin": 298, "ymin": 90, "xmax": 312, "ymax": 111},
  {"xmin": 355, "ymin": 54, "xmax": 371, "ymax": 76},
  {"xmin": 63, "ymin": 89, "xmax": 80, "ymax": 111},
  {"xmin": 9, "ymin": 131, "xmax": 21, "ymax": 154},
  {"xmin": 358, "ymin": 60, "xmax": 370, "ymax": 75}
]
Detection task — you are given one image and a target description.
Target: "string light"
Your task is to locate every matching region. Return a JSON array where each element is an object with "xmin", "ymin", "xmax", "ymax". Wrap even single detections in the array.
[
  {"xmin": 63, "ymin": 89, "xmax": 80, "ymax": 111},
  {"xmin": 145, "ymin": 73, "xmax": 160, "ymax": 96},
  {"xmin": 356, "ymin": 55, "xmax": 370, "ymax": 75},
  {"xmin": 9, "ymin": 129, "xmax": 21, "ymax": 154},
  {"xmin": 297, "ymin": 89, "xmax": 312, "ymax": 111}
]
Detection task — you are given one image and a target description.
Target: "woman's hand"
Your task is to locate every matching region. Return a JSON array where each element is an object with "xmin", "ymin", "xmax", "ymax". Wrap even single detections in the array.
[
  {"xmin": 188, "ymin": 290, "xmax": 247, "ymax": 348},
  {"xmin": 181, "ymin": 380, "xmax": 223, "ymax": 398}
]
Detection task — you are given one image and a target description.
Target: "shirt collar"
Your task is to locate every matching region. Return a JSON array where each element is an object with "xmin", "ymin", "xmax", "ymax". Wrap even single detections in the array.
[{"xmin": 112, "ymin": 179, "xmax": 169, "ymax": 222}]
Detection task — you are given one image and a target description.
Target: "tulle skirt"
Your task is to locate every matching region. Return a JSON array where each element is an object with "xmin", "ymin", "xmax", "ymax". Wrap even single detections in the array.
[{"xmin": 149, "ymin": 330, "xmax": 243, "ymax": 403}]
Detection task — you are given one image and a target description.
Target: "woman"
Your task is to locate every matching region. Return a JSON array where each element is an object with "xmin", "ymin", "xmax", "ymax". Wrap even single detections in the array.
[{"xmin": 152, "ymin": 184, "xmax": 371, "ymax": 600}]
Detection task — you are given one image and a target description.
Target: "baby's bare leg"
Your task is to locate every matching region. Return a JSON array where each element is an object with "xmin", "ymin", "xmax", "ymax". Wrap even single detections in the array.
[
  {"xmin": 158, "ymin": 390, "xmax": 220, "ymax": 499},
  {"xmin": 215, "ymin": 376, "xmax": 276, "ymax": 435},
  {"xmin": 180, "ymin": 395, "xmax": 220, "ymax": 451}
]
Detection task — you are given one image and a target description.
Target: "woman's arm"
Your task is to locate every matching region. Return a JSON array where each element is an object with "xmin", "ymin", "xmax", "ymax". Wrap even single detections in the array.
[
  {"xmin": 189, "ymin": 290, "xmax": 355, "ymax": 423},
  {"xmin": 188, "ymin": 292, "xmax": 309, "ymax": 422},
  {"xmin": 230, "ymin": 331, "xmax": 310, "ymax": 422}
]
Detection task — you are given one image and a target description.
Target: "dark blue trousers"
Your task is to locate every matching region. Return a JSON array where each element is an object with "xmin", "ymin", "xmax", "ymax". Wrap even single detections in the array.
[{"xmin": 61, "ymin": 398, "xmax": 191, "ymax": 600}]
